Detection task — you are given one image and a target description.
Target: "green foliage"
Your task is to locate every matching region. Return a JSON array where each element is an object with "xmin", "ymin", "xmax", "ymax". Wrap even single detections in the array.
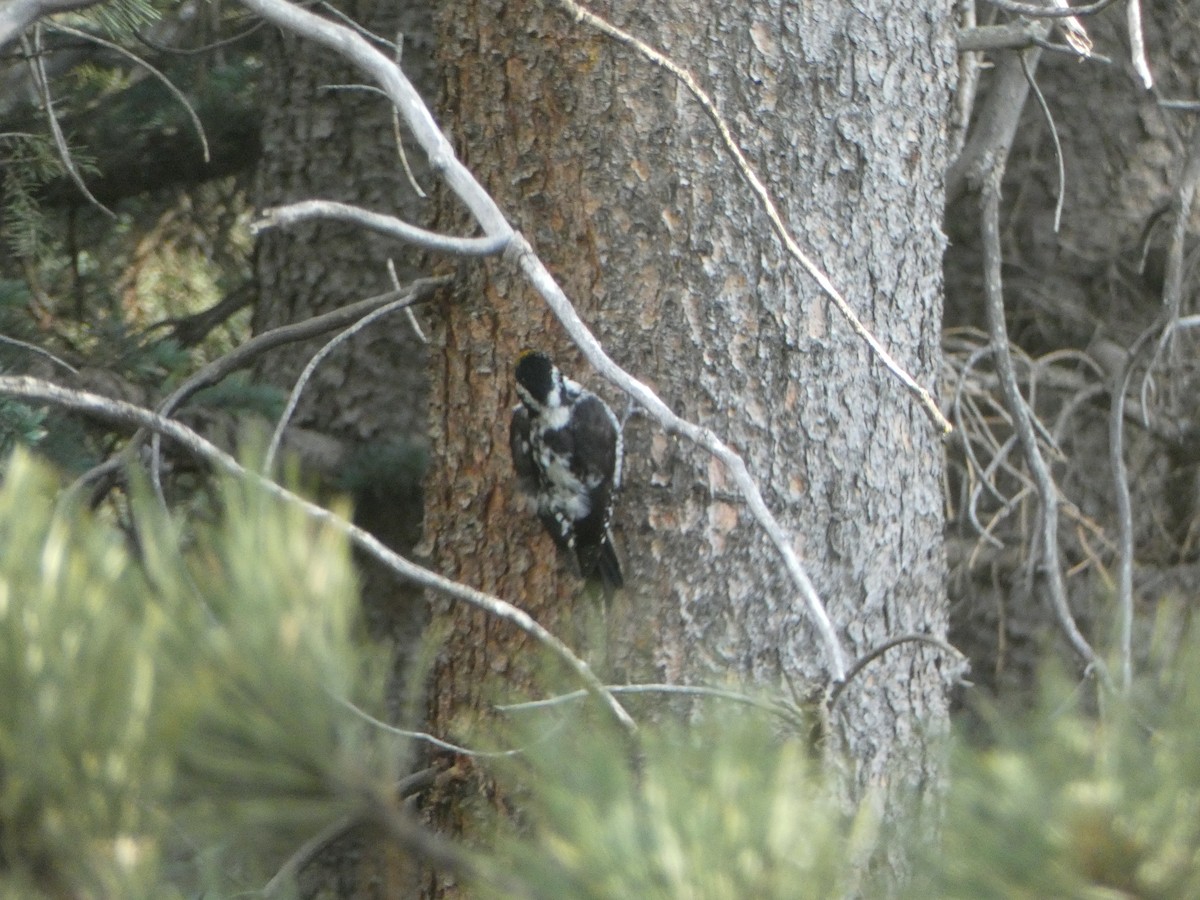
[
  {"xmin": 483, "ymin": 708, "xmax": 872, "ymax": 900},
  {"xmin": 0, "ymin": 451, "xmax": 394, "ymax": 897},
  {"xmin": 0, "ymin": 453, "xmax": 183, "ymax": 896},
  {"xmin": 914, "ymin": 621, "xmax": 1200, "ymax": 900},
  {"xmin": 0, "ymin": 395, "xmax": 47, "ymax": 458},
  {"xmin": 72, "ymin": 0, "xmax": 160, "ymax": 42},
  {"xmin": 173, "ymin": 471, "xmax": 395, "ymax": 839},
  {"xmin": 6, "ymin": 445, "xmax": 1200, "ymax": 898},
  {"xmin": 187, "ymin": 372, "xmax": 286, "ymax": 421},
  {"xmin": 0, "ymin": 134, "xmax": 69, "ymax": 261}
]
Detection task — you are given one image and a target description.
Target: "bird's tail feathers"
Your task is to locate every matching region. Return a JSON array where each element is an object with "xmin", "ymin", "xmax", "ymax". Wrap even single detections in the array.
[{"xmin": 584, "ymin": 532, "xmax": 624, "ymax": 600}]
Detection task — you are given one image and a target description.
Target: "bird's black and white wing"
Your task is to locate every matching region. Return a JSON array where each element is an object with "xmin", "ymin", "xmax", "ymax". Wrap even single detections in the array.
[{"xmin": 509, "ymin": 403, "xmax": 539, "ymax": 497}]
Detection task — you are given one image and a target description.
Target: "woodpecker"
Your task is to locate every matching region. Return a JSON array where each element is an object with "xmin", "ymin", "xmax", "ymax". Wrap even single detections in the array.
[{"xmin": 510, "ymin": 349, "xmax": 624, "ymax": 596}]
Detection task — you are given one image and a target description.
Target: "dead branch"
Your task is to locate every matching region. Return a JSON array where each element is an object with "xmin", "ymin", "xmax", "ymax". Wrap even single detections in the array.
[
  {"xmin": 22, "ymin": 27, "xmax": 113, "ymax": 217},
  {"xmin": 264, "ymin": 294, "xmax": 420, "ymax": 469},
  {"xmin": 252, "ymin": 200, "xmax": 508, "ymax": 257},
  {"xmin": 947, "ymin": 31, "xmax": 1049, "ymax": 205},
  {"xmin": 0, "ymin": 374, "xmax": 638, "ymax": 733},
  {"xmin": 981, "ymin": 166, "xmax": 1110, "ymax": 686},
  {"xmin": 70, "ymin": 278, "xmax": 448, "ymax": 503},
  {"xmin": 979, "ymin": 0, "xmax": 1122, "ymax": 17}
]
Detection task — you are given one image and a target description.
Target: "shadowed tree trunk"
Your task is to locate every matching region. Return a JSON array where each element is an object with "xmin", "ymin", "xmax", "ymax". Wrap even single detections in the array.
[
  {"xmin": 251, "ymin": 2, "xmax": 439, "ymax": 895},
  {"xmin": 422, "ymin": 0, "xmax": 955, "ymax": 886}
]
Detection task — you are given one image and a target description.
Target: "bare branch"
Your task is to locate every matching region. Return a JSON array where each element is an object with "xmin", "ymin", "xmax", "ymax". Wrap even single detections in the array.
[
  {"xmin": 555, "ymin": 0, "xmax": 951, "ymax": 435},
  {"xmin": 1108, "ymin": 326, "xmax": 1159, "ymax": 692},
  {"xmin": 1126, "ymin": 0, "xmax": 1152, "ymax": 89},
  {"xmin": 388, "ymin": 258, "xmax": 429, "ymax": 344},
  {"xmin": 145, "ymin": 278, "xmax": 448, "ymax": 500},
  {"xmin": 979, "ymin": 0, "xmax": 1122, "ymax": 17},
  {"xmin": 828, "ymin": 634, "xmax": 969, "ymax": 709},
  {"xmin": 237, "ymin": 0, "xmax": 849, "ymax": 682},
  {"xmin": 952, "ymin": 1, "xmax": 983, "ymax": 159},
  {"xmin": 0, "ymin": 374, "xmax": 638, "ymax": 733},
  {"xmin": 333, "ymin": 695, "xmax": 524, "ymax": 759},
  {"xmin": 158, "ymin": 278, "xmax": 448, "ymax": 421},
  {"xmin": 1049, "ymin": 0, "xmax": 1093, "ymax": 56},
  {"xmin": 0, "ymin": 334, "xmax": 78, "ymax": 374},
  {"xmin": 980, "ymin": 168, "xmax": 1110, "ymax": 685},
  {"xmin": 265, "ymin": 294, "xmax": 418, "ymax": 470},
  {"xmin": 496, "ymin": 682, "xmax": 804, "ymax": 725},
  {"xmin": 0, "ymin": 0, "xmax": 102, "ymax": 51},
  {"xmin": 958, "ymin": 23, "xmax": 1046, "ymax": 53},
  {"xmin": 252, "ymin": 200, "xmax": 509, "ymax": 257},
  {"xmin": 22, "ymin": 27, "xmax": 114, "ymax": 218},
  {"xmin": 48, "ymin": 21, "xmax": 211, "ymax": 164},
  {"xmin": 947, "ymin": 33, "xmax": 1049, "ymax": 205}
]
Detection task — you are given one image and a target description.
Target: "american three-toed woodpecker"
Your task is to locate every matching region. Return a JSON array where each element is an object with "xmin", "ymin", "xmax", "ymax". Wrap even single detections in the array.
[{"xmin": 510, "ymin": 350, "xmax": 624, "ymax": 595}]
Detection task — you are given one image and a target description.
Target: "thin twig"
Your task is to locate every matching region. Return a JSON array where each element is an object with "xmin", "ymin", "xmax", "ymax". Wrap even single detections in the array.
[
  {"xmin": 145, "ymin": 278, "xmax": 448, "ymax": 502},
  {"xmin": 135, "ymin": 17, "xmax": 265, "ymax": 56},
  {"xmin": 392, "ymin": 31, "xmax": 427, "ymax": 198},
  {"xmin": 496, "ymin": 682, "xmax": 802, "ymax": 724},
  {"xmin": 828, "ymin": 634, "xmax": 969, "ymax": 709},
  {"xmin": 22, "ymin": 27, "xmax": 113, "ymax": 218},
  {"xmin": 317, "ymin": 0, "xmax": 398, "ymax": 52},
  {"xmin": 49, "ymin": 21, "xmax": 210, "ymax": 163},
  {"xmin": 333, "ymin": 695, "xmax": 524, "ymax": 758},
  {"xmin": 237, "ymin": 0, "xmax": 848, "ymax": 682},
  {"xmin": 0, "ymin": 374, "xmax": 638, "ymax": 733},
  {"xmin": 1020, "ymin": 52, "xmax": 1066, "ymax": 233},
  {"xmin": 265, "ymin": 295, "xmax": 417, "ymax": 470},
  {"xmin": 388, "ymin": 258, "xmax": 428, "ymax": 343},
  {"xmin": 0, "ymin": 333, "xmax": 78, "ymax": 374},
  {"xmin": 555, "ymin": 0, "xmax": 951, "ymax": 434}
]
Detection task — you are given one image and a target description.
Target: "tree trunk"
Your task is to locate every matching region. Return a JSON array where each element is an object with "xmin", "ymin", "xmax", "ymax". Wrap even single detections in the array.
[
  {"xmin": 251, "ymin": 2, "xmax": 439, "ymax": 895},
  {"xmin": 423, "ymin": 0, "xmax": 955, "ymax": 883}
]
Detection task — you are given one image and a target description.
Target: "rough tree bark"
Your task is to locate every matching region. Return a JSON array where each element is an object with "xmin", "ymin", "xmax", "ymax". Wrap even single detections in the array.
[
  {"xmin": 251, "ymin": 2, "xmax": 439, "ymax": 895},
  {"xmin": 423, "ymin": 0, "xmax": 956, "ymax": 886}
]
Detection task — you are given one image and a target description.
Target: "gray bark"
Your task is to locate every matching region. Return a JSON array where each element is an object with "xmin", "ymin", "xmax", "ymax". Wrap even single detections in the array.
[
  {"xmin": 251, "ymin": 2, "xmax": 440, "ymax": 895},
  {"xmin": 253, "ymin": 0, "xmax": 433, "ymax": 448},
  {"xmin": 425, "ymin": 0, "xmax": 955, "ymax": 876}
]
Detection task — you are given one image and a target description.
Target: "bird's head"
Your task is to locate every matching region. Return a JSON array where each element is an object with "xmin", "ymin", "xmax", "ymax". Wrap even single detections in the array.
[{"xmin": 514, "ymin": 349, "xmax": 561, "ymax": 410}]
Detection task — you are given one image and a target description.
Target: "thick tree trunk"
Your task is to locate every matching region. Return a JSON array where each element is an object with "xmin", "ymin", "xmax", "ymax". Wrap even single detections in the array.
[{"xmin": 424, "ymin": 0, "xmax": 955, "ymax": 881}]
